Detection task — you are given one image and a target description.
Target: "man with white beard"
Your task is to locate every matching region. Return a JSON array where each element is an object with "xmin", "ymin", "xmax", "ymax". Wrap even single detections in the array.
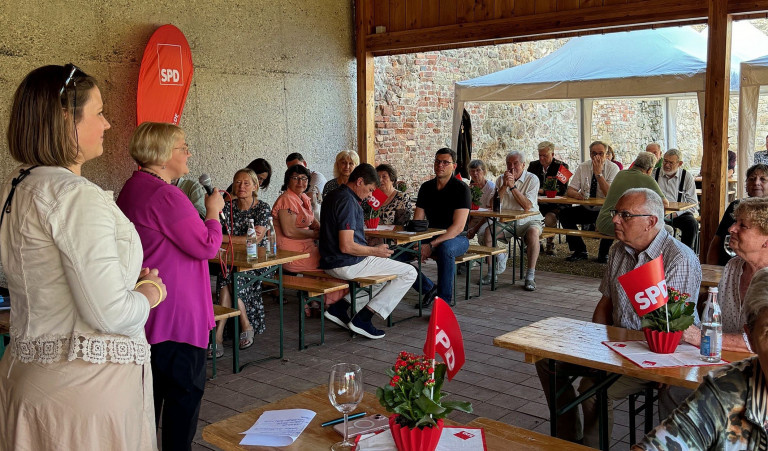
[{"xmin": 652, "ymin": 148, "xmax": 698, "ymax": 249}]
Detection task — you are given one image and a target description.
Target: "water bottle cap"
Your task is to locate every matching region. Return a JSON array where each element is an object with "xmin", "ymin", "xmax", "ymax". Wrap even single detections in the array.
[{"xmin": 708, "ymin": 287, "xmax": 718, "ymax": 293}]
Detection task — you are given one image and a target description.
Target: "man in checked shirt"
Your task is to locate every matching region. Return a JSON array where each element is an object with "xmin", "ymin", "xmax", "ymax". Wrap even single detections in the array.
[{"xmin": 535, "ymin": 188, "xmax": 702, "ymax": 447}]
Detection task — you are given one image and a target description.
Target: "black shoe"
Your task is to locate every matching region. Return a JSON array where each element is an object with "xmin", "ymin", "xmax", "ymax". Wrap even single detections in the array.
[
  {"xmin": 565, "ymin": 252, "xmax": 589, "ymax": 262},
  {"xmin": 596, "ymin": 255, "xmax": 608, "ymax": 264},
  {"xmin": 348, "ymin": 316, "xmax": 385, "ymax": 339},
  {"xmin": 324, "ymin": 303, "xmax": 351, "ymax": 330},
  {"xmin": 414, "ymin": 285, "xmax": 438, "ymax": 309}
]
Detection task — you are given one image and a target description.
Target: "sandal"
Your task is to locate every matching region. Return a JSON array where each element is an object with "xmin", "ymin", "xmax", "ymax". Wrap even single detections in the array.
[
  {"xmin": 239, "ymin": 329, "xmax": 254, "ymax": 350},
  {"xmin": 304, "ymin": 301, "xmax": 321, "ymax": 318},
  {"xmin": 207, "ymin": 342, "xmax": 224, "ymax": 359}
]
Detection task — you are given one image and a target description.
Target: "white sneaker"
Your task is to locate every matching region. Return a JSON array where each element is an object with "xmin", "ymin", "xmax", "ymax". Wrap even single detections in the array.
[{"xmin": 496, "ymin": 253, "xmax": 508, "ymax": 274}]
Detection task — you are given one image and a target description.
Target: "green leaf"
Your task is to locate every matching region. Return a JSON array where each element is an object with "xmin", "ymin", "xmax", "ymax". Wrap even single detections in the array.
[{"xmin": 442, "ymin": 400, "xmax": 474, "ymax": 414}]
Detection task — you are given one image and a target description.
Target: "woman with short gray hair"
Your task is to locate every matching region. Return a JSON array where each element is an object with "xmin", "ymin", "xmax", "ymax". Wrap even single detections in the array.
[{"xmin": 633, "ymin": 268, "xmax": 768, "ymax": 450}]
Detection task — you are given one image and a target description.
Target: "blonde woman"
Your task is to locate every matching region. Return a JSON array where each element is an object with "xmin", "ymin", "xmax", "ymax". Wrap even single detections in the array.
[{"xmin": 322, "ymin": 150, "xmax": 360, "ymax": 198}]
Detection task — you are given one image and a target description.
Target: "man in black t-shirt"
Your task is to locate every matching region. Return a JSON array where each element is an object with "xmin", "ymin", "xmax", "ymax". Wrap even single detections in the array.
[
  {"xmin": 319, "ymin": 164, "xmax": 417, "ymax": 339},
  {"xmin": 413, "ymin": 148, "xmax": 471, "ymax": 307}
]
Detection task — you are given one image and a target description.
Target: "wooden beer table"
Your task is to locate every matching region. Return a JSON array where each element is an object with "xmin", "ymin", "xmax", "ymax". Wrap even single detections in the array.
[
  {"xmin": 202, "ymin": 385, "xmax": 592, "ymax": 450},
  {"xmin": 494, "ymin": 317, "xmax": 752, "ymax": 450},
  {"xmin": 364, "ymin": 226, "xmax": 446, "ymax": 318},
  {"xmin": 468, "ymin": 209, "xmax": 540, "ymax": 289},
  {"xmin": 212, "ymin": 247, "xmax": 309, "ymax": 372},
  {"xmin": 538, "ymin": 196, "xmax": 697, "ymax": 213},
  {"xmin": 701, "ymin": 264, "xmax": 724, "ymax": 288}
]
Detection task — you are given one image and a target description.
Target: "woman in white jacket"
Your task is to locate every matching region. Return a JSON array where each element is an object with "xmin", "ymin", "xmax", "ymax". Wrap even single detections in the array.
[{"xmin": 0, "ymin": 65, "xmax": 166, "ymax": 450}]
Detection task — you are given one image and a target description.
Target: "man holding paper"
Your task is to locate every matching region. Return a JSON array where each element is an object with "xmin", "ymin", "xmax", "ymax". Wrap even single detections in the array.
[{"xmin": 535, "ymin": 188, "xmax": 701, "ymax": 447}]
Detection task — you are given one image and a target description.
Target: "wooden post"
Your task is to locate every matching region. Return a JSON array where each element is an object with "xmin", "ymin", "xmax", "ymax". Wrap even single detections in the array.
[
  {"xmin": 700, "ymin": 0, "xmax": 731, "ymax": 263},
  {"xmin": 356, "ymin": 0, "xmax": 375, "ymax": 165}
]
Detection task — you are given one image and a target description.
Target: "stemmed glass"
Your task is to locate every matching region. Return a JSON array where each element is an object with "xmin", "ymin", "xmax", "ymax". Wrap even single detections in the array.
[
  {"xmin": 724, "ymin": 234, "xmax": 737, "ymax": 257},
  {"xmin": 328, "ymin": 363, "xmax": 363, "ymax": 451}
]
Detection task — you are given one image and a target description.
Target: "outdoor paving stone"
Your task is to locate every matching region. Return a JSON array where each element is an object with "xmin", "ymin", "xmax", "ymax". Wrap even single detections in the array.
[
  {"xmin": 498, "ymin": 410, "xmax": 546, "ymax": 431},
  {"xmin": 197, "ymin": 400, "xmax": 239, "ymax": 423},
  {"xmin": 517, "ymin": 400, "xmax": 552, "ymax": 420}
]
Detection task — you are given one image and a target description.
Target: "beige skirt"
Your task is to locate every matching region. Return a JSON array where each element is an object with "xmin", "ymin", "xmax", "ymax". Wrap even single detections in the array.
[{"xmin": 0, "ymin": 351, "xmax": 157, "ymax": 451}]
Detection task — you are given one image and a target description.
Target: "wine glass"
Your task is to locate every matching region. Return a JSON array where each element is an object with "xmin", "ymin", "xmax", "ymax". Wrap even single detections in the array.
[
  {"xmin": 328, "ymin": 363, "xmax": 363, "ymax": 451},
  {"xmin": 724, "ymin": 234, "xmax": 737, "ymax": 257}
]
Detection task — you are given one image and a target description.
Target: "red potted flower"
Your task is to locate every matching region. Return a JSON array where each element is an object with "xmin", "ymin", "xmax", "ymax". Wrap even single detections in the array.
[
  {"xmin": 377, "ymin": 351, "xmax": 473, "ymax": 451},
  {"xmin": 641, "ymin": 287, "xmax": 694, "ymax": 354},
  {"xmin": 543, "ymin": 176, "xmax": 558, "ymax": 198},
  {"xmin": 469, "ymin": 185, "xmax": 483, "ymax": 210},
  {"xmin": 362, "ymin": 196, "xmax": 381, "ymax": 229}
]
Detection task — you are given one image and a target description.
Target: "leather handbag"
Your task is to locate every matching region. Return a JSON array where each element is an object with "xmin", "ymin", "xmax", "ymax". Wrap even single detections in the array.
[{"xmin": 404, "ymin": 219, "xmax": 429, "ymax": 232}]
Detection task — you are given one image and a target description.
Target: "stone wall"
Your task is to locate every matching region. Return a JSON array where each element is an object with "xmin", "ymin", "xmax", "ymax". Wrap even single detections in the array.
[
  {"xmin": 0, "ymin": 0, "xmax": 357, "ymax": 207},
  {"xmin": 375, "ymin": 20, "xmax": 768, "ymax": 189}
]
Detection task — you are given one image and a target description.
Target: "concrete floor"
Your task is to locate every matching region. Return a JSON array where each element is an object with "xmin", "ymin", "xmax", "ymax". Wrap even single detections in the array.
[{"xmin": 188, "ymin": 262, "xmax": 654, "ymax": 450}]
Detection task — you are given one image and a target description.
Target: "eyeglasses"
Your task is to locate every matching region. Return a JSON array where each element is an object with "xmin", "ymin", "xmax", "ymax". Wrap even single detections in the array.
[
  {"xmin": 173, "ymin": 145, "xmax": 191, "ymax": 155},
  {"xmin": 60, "ymin": 63, "xmax": 80, "ymax": 96},
  {"xmin": 434, "ymin": 160, "xmax": 454, "ymax": 166},
  {"xmin": 290, "ymin": 176, "xmax": 309, "ymax": 183},
  {"xmin": 610, "ymin": 210, "xmax": 654, "ymax": 220}
]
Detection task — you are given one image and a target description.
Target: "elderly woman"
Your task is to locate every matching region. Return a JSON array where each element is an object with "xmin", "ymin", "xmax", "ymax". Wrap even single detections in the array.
[
  {"xmin": 0, "ymin": 65, "xmax": 166, "ymax": 450},
  {"xmin": 633, "ymin": 268, "xmax": 768, "ymax": 450},
  {"xmin": 684, "ymin": 197, "xmax": 768, "ymax": 353},
  {"xmin": 466, "ymin": 160, "xmax": 496, "ymax": 272},
  {"xmin": 375, "ymin": 163, "xmax": 412, "ymax": 226},
  {"xmin": 707, "ymin": 164, "xmax": 768, "ymax": 265},
  {"xmin": 322, "ymin": 150, "xmax": 359, "ymax": 198},
  {"xmin": 216, "ymin": 169, "xmax": 271, "ymax": 349},
  {"xmin": 117, "ymin": 122, "xmax": 223, "ymax": 450},
  {"xmin": 226, "ymin": 157, "xmax": 272, "ymax": 194},
  {"xmin": 606, "ymin": 145, "xmax": 623, "ymax": 170},
  {"xmin": 271, "ymin": 165, "xmax": 347, "ymax": 317}
]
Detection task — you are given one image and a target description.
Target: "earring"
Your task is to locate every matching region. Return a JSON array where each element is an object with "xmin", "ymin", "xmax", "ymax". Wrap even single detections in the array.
[{"xmin": 162, "ymin": 164, "xmax": 166, "ymax": 170}]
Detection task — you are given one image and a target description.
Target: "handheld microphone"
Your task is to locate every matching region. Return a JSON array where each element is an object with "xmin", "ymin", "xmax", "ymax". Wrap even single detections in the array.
[{"xmin": 198, "ymin": 173, "xmax": 227, "ymax": 225}]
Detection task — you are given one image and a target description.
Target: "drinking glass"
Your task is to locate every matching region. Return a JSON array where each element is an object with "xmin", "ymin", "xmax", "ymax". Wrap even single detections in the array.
[
  {"xmin": 328, "ymin": 363, "xmax": 363, "ymax": 451},
  {"xmin": 724, "ymin": 235, "xmax": 736, "ymax": 257}
]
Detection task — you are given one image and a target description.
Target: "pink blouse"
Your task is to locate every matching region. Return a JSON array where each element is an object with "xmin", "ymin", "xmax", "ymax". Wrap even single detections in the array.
[{"xmin": 271, "ymin": 190, "xmax": 320, "ymax": 272}]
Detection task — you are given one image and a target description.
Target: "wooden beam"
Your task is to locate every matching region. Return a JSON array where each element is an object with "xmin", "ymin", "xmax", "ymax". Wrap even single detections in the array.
[
  {"xmin": 699, "ymin": 0, "xmax": 731, "ymax": 263},
  {"xmin": 727, "ymin": 0, "xmax": 768, "ymax": 15},
  {"xmin": 365, "ymin": 0, "xmax": 706, "ymax": 54},
  {"xmin": 356, "ymin": 0, "xmax": 375, "ymax": 164}
]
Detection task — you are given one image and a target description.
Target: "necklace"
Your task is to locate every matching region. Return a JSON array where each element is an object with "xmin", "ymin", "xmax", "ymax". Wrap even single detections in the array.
[{"xmin": 140, "ymin": 168, "xmax": 166, "ymax": 183}]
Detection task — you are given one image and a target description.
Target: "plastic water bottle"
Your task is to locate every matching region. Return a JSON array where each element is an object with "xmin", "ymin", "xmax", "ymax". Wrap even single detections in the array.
[
  {"xmin": 700, "ymin": 287, "xmax": 722, "ymax": 362},
  {"xmin": 246, "ymin": 219, "xmax": 258, "ymax": 262},
  {"xmin": 265, "ymin": 217, "xmax": 277, "ymax": 257}
]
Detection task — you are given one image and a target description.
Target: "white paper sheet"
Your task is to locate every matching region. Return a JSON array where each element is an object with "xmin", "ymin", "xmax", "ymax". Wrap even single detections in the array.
[
  {"xmin": 603, "ymin": 340, "xmax": 727, "ymax": 368},
  {"xmin": 239, "ymin": 408, "xmax": 316, "ymax": 446}
]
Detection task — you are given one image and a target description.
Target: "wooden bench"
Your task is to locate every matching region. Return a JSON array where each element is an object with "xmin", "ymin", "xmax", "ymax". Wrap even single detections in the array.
[
  {"xmin": 299, "ymin": 271, "xmax": 398, "ymax": 335},
  {"xmin": 467, "ymin": 244, "xmax": 507, "ymax": 256},
  {"xmin": 454, "ymin": 253, "xmax": 486, "ymax": 303},
  {"xmin": 210, "ymin": 305, "xmax": 240, "ymax": 379},
  {"xmin": 265, "ymin": 274, "xmax": 348, "ymax": 349}
]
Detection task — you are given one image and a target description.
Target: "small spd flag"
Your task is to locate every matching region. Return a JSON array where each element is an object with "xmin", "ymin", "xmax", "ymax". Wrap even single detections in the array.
[
  {"xmin": 618, "ymin": 255, "xmax": 669, "ymax": 316},
  {"xmin": 367, "ymin": 189, "xmax": 388, "ymax": 211},
  {"xmin": 423, "ymin": 297, "xmax": 465, "ymax": 380},
  {"xmin": 555, "ymin": 165, "xmax": 572, "ymax": 185}
]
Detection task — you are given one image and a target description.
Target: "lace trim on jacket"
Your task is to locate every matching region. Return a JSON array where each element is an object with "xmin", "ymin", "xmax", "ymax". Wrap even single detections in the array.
[{"xmin": 10, "ymin": 327, "xmax": 150, "ymax": 365}]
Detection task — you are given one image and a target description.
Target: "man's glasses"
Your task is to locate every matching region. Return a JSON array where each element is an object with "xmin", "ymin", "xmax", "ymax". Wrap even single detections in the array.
[
  {"xmin": 610, "ymin": 210, "xmax": 653, "ymax": 220},
  {"xmin": 290, "ymin": 176, "xmax": 309, "ymax": 182},
  {"xmin": 434, "ymin": 160, "xmax": 454, "ymax": 166}
]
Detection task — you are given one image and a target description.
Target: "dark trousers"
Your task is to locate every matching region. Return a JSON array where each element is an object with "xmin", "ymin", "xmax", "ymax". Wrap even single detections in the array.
[
  {"xmin": 667, "ymin": 212, "xmax": 698, "ymax": 249},
  {"xmin": 559, "ymin": 206, "xmax": 612, "ymax": 257},
  {"xmin": 151, "ymin": 341, "xmax": 207, "ymax": 451}
]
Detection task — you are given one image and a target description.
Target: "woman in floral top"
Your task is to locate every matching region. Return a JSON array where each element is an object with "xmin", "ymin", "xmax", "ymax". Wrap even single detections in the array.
[
  {"xmin": 375, "ymin": 164, "xmax": 412, "ymax": 226},
  {"xmin": 214, "ymin": 169, "xmax": 271, "ymax": 353}
]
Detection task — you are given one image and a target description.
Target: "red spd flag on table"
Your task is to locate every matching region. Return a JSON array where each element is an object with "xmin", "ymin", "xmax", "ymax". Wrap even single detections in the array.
[
  {"xmin": 555, "ymin": 165, "xmax": 573, "ymax": 185},
  {"xmin": 136, "ymin": 24, "xmax": 193, "ymax": 125},
  {"xmin": 618, "ymin": 255, "xmax": 669, "ymax": 316},
  {"xmin": 367, "ymin": 189, "xmax": 388, "ymax": 211},
  {"xmin": 423, "ymin": 297, "xmax": 465, "ymax": 380}
]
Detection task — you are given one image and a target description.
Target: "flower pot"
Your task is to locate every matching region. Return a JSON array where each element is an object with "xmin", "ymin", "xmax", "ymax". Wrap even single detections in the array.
[
  {"xmin": 470, "ymin": 203, "xmax": 480, "ymax": 210},
  {"xmin": 545, "ymin": 190, "xmax": 557, "ymax": 198},
  {"xmin": 389, "ymin": 415, "xmax": 443, "ymax": 451},
  {"xmin": 364, "ymin": 217, "xmax": 380, "ymax": 229},
  {"xmin": 643, "ymin": 328, "xmax": 684, "ymax": 354}
]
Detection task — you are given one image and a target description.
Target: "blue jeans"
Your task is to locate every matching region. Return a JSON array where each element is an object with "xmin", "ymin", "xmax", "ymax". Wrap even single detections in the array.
[{"xmin": 413, "ymin": 235, "xmax": 469, "ymax": 303}]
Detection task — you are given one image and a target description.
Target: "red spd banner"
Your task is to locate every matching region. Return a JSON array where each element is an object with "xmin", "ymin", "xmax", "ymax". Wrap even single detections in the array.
[
  {"xmin": 136, "ymin": 24, "xmax": 193, "ymax": 125},
  {"xmin": 618, "ymin": 255, "xmax": 669, "ymax": 316},
  {"xmin": 556, "ymin": 165, "xmax": 573, "ymax": 184},
  {"xmin": 366, "ymin": 189, "xmax": 388, "ymax": 211},
  {"xmin": 423, "ymin": 297, "xmax": 465, "ymax": 380}
]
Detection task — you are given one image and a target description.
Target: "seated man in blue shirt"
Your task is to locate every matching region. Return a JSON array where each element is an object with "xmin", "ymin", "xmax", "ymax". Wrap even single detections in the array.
[
  {"xmin": 412, "ymin": 148, "xmax": 471, "ymax": 308},
  {"xmin": 319, "ymin": 163, "xmax": 417, "ymax": 339}
]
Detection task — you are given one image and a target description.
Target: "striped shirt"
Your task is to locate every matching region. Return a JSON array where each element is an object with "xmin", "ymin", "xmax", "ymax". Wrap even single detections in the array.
[{"xmin": 599, "ymin": 228, "xmax": 702, "ymax": 330}]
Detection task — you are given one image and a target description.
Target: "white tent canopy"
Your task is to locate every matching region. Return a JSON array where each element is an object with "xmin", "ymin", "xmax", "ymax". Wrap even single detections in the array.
[
  {"xmin": 739, "ymin": 53, "xmax": 768, "ymax": 196},
  {"xmin": 452, "ymin": 23, "xmax": 768, "ymax": 170}
]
